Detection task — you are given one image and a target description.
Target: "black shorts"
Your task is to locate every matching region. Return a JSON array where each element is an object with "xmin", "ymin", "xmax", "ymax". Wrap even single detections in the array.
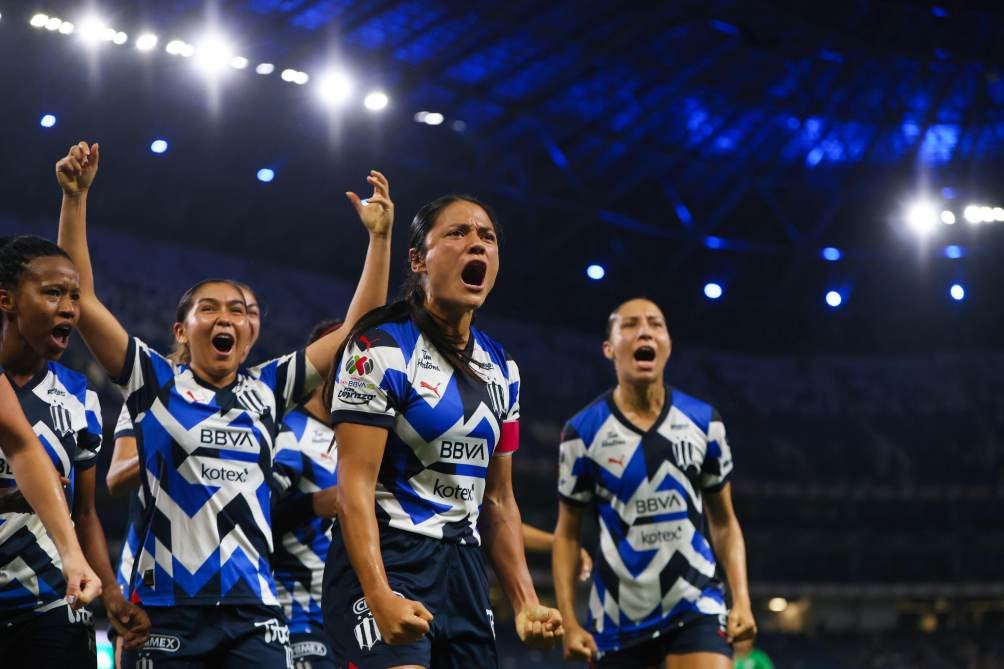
[
  {"xmin": 595, "ymin": 615, "xmax": 732, "ymax": 668},
  {"xmin": 0, "ymin": 602, "xmax": 95, "ymax": 668},
  {"xmin": 120, "ymin": 603, "xmax": 293, "ymax": 668},
  {"xmin": 291, "ymin": 630, "xmax": 337, "ymax": 669},
  {"xmin": 322, "ymin": 528, "xmax": 497, "ymax": 669}
]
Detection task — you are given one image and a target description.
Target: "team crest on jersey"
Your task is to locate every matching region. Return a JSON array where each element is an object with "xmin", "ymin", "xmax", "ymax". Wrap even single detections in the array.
[
  {"xmin": 486, "ymin": 380, "xmax": 506, "ymax": 416},
  {"xmin": 48, "ymin": 403, "xmax": 74, "ymax": 437},
  {"xmin": 671, "ymin": 439, "xmax": 700, "ymax": 476},
  {"xmin": 235, "ymin": 383, "xmax": 269, "ymax": 416}
]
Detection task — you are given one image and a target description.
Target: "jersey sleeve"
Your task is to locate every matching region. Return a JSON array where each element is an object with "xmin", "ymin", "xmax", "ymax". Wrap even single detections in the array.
[
  {"xmin": 701, "ymin": 409, "xmax": 734, "ymax": 492},
  {"xmin": 113, "ymin": 337, "xmax": 175, "ymax": 416},
  {"xmin": 329, "ymin": 327, "xmax": 408, "ymax": 431},
  {"xmin": 557, "ymin": 421, "xmax": 594, "ymax": 506},
  {"xmin": 494, "ymin": 356, "xmax": 521, "ymax": 456},
  {"xmin": 74, "ymin": 388, "xmax": 103, "ymax": 470},
  {"xmin": 113, "ymin": 403, "xmax": 134, "ymax": 440},
  {"xmin": 252, "ymin": 350, "xmax": 318, "ymax": 417}
]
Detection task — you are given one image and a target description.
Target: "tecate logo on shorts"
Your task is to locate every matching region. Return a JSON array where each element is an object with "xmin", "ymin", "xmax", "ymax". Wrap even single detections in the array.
[
  {"xmin": 292, "ymin": 640, "xmax": 328, "ymax": 658},
  {"xmin": 144, "ymin": 634, "xmax": 182, "ymax": 652}
]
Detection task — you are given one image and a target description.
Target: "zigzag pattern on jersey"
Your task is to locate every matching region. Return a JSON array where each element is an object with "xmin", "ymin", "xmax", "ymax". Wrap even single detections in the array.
[
  {"xmin": 120, "ymin": 338, "xmax": 304, "ymax": 606},
  {"xmin": 332, "ymin": 320, "xmax": 517, "ymax": 545},
  {"xmin": 560, "ymin": 387, "xmax": 731, "ymax": 653}
]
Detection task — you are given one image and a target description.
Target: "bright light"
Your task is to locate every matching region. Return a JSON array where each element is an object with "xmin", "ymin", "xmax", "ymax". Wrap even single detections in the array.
[
  {"xmin": 255, "ymin": 63, "xmax": 275, "ymax": 75},
  {"xmin": 78, "ymin": 17, "xmax": 106, "ymax": 43},
  {"xmin": 165, "ymin": 40, "xmax": 194, "ymax": 57},
  {"xmin": 424, "ymin": 112, "xmax": 444, "ymax": 126},
  {"xmin": 363, "ymin": 91, "xmax": 389, "ymax": 111},
  {"xmin": 940, "ymin": 210, "xmax": 955, "ymax": 225},
  {"xmin": 704, "ymin": 282, "xmax": 723, "ymax": 300},
  {"xmin": 414, "ymin": 111, "xmax": 429, "ymax": 123},
  {"xmin": 768, "ymin": 597, "xmax": 788, "ymax": 613},
  {"xmin": 58, "ymin": 21, "xmax": 75, "ymax": 35},
  {"xmin": 994, "ymin": 207, "xmax": 1004, "ymax": 222},
  {"xmin": 944, "ymin": 245, "xmax": 964, "ymax": 259},
  {"xmin": 821, "ymin": 246, "xmax": 842, "ymax": 261},
  {"xmin": 135, "ymin": 33, "xmax": 159, "ymax": 51},
  {"xmin": 825, "ymin": 290, "xmax": 843, "ymax": 308},
  {"xmin": 30, "ymin": 14, "xmax": 49, "ymax": 28},
  {"xmin": 256, "ymin": 168, "xmax": 275, "ymax": 183},
  {"xmin": 44, "ymin": 17, "xmax": 62, "ymax": 31},
  {"xmin": 40, "ymin": 114, "xmax": 57, "ymax": 128},
  {"xmin": 979, "ymin": 206, "xmax": 994, "ymax": 222},
  {"xmin": 905, "ymin": 201, "xmax": 938, "ymax": 235},
  {"xmin": 194, "ymin": 34, "xmax": 235, "ymax": 74},
  {"xmin": 113, "ymin": 31, "xmax": 128, "ymax": 45},
  {"xmin": 150, "ymin": 139, "xmax": 168, "ymax": 154},
  {"xmin": 100, "ymin": 27, "xmax": 117, "ymax": 42},
  {"xmin": 230, "ymin": 56, "xmax": 249, "ymax": 70},
  {"xmin": 949, "ymin": 284, "xmax": 965, "ymax": 301},
  {"xmin": 704, "ymin": 235, "xmax": 724, "ymax": 249},
  {"xmin": 963, "ymin": 205, "xmax": 981, "ymax": 223},
  {"xmin": 281, "ymin": 69, "xmax": 310, "ymax": 85},
  {"xmin": 586, "ymin": 264, "xmax": 605, "ymax": 280},
  {"xmin": 317, "ymin": 70, "xmax": 353, "ymax": 103}
]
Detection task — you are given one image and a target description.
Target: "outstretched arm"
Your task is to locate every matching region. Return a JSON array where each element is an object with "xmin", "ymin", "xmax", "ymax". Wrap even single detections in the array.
[
  {"xmin": 305, "ymin": 171, "xmax": 394, "ymax": 379},
  {"xmin": 0, "ymin": 376, "xmax": 101, "ymax": 607},
  {"xmin": 481, "ymin": 456, "xmax": 563, "ymax": 648},
  {"xmin": 55, "ymin": 142, "xmax": 130, "ymax": 378},
  {"xmin": 706, "ymin": 482, "xmax": 757, "ymax": 644}
]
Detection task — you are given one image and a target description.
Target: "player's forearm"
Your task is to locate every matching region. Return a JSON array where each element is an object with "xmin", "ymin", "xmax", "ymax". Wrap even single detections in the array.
[
  {"xmin": 57, "ymin": 192, "xmax": 96, "ymax": 298},
  {"xmin": 521, "ymin": 523, "xmax": 554, "ymax": 553},
  {"xmin": 74, "ymin": 503, "xmax": 121, "ymax": 594},
  {"xmin": 338, "ymin": 483, "xmax": 394, "ymax": 602},
  {"xmin": 342, "ymin": 230, "xmax": 393, "ymax": 329},
  {"xmin": 4, "ymin": 443, "xmax": 80, "ymax": 559},
  {"xmin": 105, "ymin": 455, "xmax": 140, "ymax": 496},
  {"xmin": 552, "ymin": 531, "xmax": 583, "ymax": 628},
  {"xmin": 482, "ymin": 493, "xmax": 539, "ymax": 612},
  {"xmin": 710, "ymin": 519, "xmax": 751, "ymax": 606}
]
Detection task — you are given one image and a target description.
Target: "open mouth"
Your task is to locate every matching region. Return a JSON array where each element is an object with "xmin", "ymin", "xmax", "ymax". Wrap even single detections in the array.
[
  {"xmin": 461, "ymin": 260, "xmax": 488, "ymax": 288},
  {"xmin": 211, "ymin": 333, "xmax": 235, "ymax": 354},
  {"xmin": 633, "ymin": 345, "xmax": 656, "ymax": 362},
  {"xmin": 50, "ymin": 324, "xmax": 73, "ymax": 347}
]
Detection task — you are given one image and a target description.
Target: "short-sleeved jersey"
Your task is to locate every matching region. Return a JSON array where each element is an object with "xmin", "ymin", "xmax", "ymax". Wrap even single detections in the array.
[
  {"xmin": 0, "ymin": 362, "xmax": 102, "ymax": 619},
  {"xmin": 558, "ymin": 387, "xmax": 733, "ymax": 653},
  {"xmin": 116, "ymin": 337, "xmax": 317, "ymax": 607},
  {"xmin": 271, "ymin": 405, "xmax": 337, "ymax": 634},
  {"xmin": 329, "ymin": 318, "xmax": 520, "ymax": 546},
  {"xmin": 111, "ymin": 404, "xmax": 145, "ymax": 592}
]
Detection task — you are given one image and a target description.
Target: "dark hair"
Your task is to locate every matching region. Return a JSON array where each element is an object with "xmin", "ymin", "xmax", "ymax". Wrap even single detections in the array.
[
  {"xmin": 232, "ymin": 281, "xmax": 263, "ymax": 315},
  {"xmin": 170, "ymin": 278, "xmax": 247, "ymax": 364},
  {"xmin": 0, "ymin": 235, "xmax": 72, "ymax": 288},
  {"xmin": 306, "ymin": 319, "xmax": 343, "ymax": 346},
  {"xmin": 323, "ymin": 194, "xmax": 501, "ymax": 407},
  {"xmin": 604, "ymin": 297, "xmax": 661, "ymax": 340}
]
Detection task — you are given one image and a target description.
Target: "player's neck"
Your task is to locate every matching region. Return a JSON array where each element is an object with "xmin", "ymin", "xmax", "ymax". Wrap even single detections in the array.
[
  {"xmin": 188, "ymin": 361, "xmax": 238, "ymax": 389},
  {"xmin": 424, "ymin": 299, "xmax": 474, "ymax": 347},
  {"xmin": 613, "ymin": 381, "xmax": 665, "ymax": 417},
  {"xmin": 0, "ymin": 329, "xmax": 47, "ymax": 386}
]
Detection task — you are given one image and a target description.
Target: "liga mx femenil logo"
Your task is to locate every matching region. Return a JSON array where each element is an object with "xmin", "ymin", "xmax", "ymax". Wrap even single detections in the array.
[{"xmin": 344, "ymin": 354, "xmax": 373, "ymax": 377}]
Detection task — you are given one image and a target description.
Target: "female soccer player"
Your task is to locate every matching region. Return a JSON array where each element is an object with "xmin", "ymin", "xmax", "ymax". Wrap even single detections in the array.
[
  {"xmin": 0, "ymin": 235, "xmax": 151, "ymax": 664},
  {"xmin": 55, "ymin": 140, "xmax": 393, "ymax": 668},
  {"xmin": 325, "ymin": 194, "xmax": 563, "ymax": 668},
  {"xmin": 552, "ymin": 298, "xmax": 756, "ymax": 669}
]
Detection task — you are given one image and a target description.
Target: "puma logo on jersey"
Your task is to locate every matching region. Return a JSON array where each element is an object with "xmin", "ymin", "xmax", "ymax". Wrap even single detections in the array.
[{"xmin": 420, "ymin": 380, "xmax": 441, "ymax": 398}]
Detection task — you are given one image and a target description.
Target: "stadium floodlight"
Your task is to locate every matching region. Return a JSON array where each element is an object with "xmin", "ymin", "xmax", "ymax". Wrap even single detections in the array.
[
  {"xmin": 77, "ymin": 17, "xmax": 106, "ymax": 44},
  {"xmin": 994, "ymin": 207, "xmax": 1004, "ymax": 222},
  {"xmin": 979, "ymin": 206, "xmax": 994, "ymax": 222},
  {"xmin": 768, "ymin": 597, "xmax": 788, "ymax": 613},
  {"xmin": 135, "ymin": 33, "xmax": 159, "ymax": 51},
  {"xmin": 963, "ymin": 204, "xmax": 981, "ymax": 223},
  {"xmin": 316, "ymin": 70, "xmax": 353, "ymax": 104},
  {"xmin": 940, "ymin": 210, "xmax": 955, "ymax": 224},
  {"xmin": 414, "ymin": 111, "xmax": 429, "ymax": 123},
  {"xmin": 230, "ymin": 56, "xmax": 249, "ymax": 70},
  {"xmin": 363, "ymin": 91, "xmax": 389, "ymax": 111},
  {"xmin": 905, "ymin": 201, "xmax": 938, "ymax": 235},
  {"xmin": 255, "ymin": 62, "xmax": 275, "ymax": 75},
  {"xmin": 821, "ymin": 246, "xmax": 842, "ymax": 261},
  {"xmin": 586, "ymin": 264, "xmax": 605, "ymax": 280},
  {"xmin": 257, "ymin": 168, "xmax": 275, "ymax": 183},
  {"xmin": 58, "ymin": 21, "xmax": 75, "ymax": 35},
  {"xmin": 949, "ymin": 284, "xmax": 965, "ymax": 301},
  {"xmin": 30, "ymin": 14, "xmax": 49, "ymax": 28},
  {"xmin": 166, "ymin": 39, "xmax": 194, "ymax": 57},
  {"xmin": 423, "ymin": 112, "xmax": 444, "ymax": 126},
  {"xmin": 150, "ymin": 139, "xmax": 168, "ymax": 154},
  {"xmin": 40, "ymin": 114, "xmax": 57, "ymax": 128},
  {"xmin": 44, "ymin": 16, "xmax": 62, "ymax": 31},
  {"xmin": 703, "ymin": 282, "xmax": 723, "ymax": 300},
  {"xmin": 100, "ymin": 27, "xmax": 117, "ymax": 42},
  {"xmin": 825, "ymin": 290, "xmax": 843, "ymax": 308},
  {"xmin": 194, "ymin": 34, "xmax": 235, "ymax": 75},
  {"xmin": 943, "ymin": 245, "xmax": 964, "ymax": 259},
  {"xmin": 113, "ymin": 31, "xmax": 128, "ymax": 45}
]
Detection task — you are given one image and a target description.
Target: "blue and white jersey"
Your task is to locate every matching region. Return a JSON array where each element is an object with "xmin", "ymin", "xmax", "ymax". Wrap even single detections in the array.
[
  {"xmin": 111, "ymin": 403, "xmax": 144, "ymax": 593},
  {"xmin": 329, "ymin": 318, "xmax": 520, "ymax": 546},
  {"xmin": 271, "ymin": 406, "xmax": 337, "ymax": 635},
  {"xmin": 116, "ymin": 337, "xmax": 318, "ymax": 607},
  {"xmin": 557, "ymin": 387, "xmax": 733, "ymax": 653},
  {"xmin": 0, "ymin": 362, "xmax": 102, "ymax": 620}
]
